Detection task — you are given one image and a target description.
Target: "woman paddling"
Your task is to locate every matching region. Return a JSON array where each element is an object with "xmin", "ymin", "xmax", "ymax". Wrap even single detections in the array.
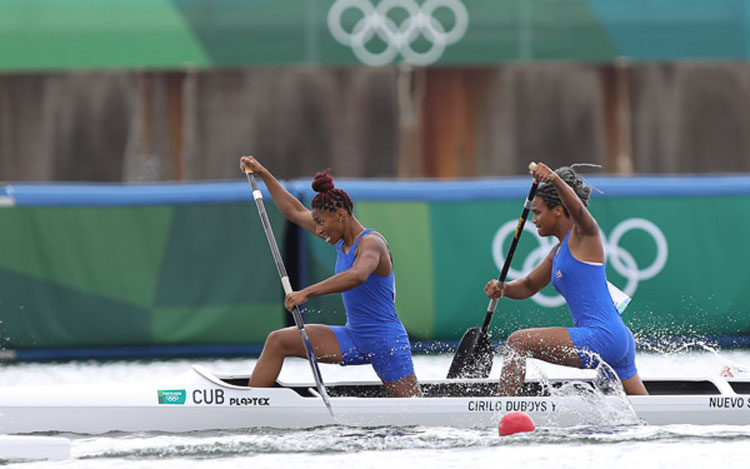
[
  {"xmin": 485, "ymin": 162, "xmax": 648, "ymax": 396},
  {"xmin": 240, "ymin": 156, "xmax": 422, "ymax": 397}
]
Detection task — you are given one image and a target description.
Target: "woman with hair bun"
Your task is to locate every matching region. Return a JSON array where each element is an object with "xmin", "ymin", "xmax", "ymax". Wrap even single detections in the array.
[
  {"xmin": 239, "ymin": 156, "xmax": 422, "ymax": 397},
  {"xmin": 485, "ymin": 162, "xmax": 648, "ymax": 396}
]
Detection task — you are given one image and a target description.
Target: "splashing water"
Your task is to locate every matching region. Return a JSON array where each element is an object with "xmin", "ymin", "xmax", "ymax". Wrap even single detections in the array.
[
  {"xmin": 635, "ymin": 332, "xmax": 749, "ymax": 377},
  {"xmin": 518, "ymin": 351, "xmax": 641, "ymax": 428}
]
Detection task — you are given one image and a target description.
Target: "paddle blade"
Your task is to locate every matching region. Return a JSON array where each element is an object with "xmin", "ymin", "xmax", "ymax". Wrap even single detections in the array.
[{"xmin": 446, "ymin": 327, "xmax": 495, "ymax": 379}]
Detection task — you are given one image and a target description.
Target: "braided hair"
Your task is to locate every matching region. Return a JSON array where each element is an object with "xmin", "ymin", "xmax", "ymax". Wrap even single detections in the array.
[
  {"xmin": 536, "ymin": 164, "xmax": 600, "ymax": 213},
  {"xmin": 311, "ymin": 169, "xmax": 354, "ymax": 214}
]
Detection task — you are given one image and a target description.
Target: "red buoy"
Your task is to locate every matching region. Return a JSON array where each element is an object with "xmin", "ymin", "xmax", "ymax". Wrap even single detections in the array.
[{"xmin": 498, "ymin": 411, "xmax": 536, "ymax": 436}]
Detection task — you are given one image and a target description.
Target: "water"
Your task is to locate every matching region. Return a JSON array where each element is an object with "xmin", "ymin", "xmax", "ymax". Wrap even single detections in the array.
[{"xmin": 2, "ymin": 350, "xmax": 750, "ymax": 468}]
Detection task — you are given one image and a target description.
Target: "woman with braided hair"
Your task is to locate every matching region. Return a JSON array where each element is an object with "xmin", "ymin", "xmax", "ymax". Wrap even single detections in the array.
[
  {"xmin": 239, "ymin": 156, "xmax": 422, "ymax": 397},
  {"xmin": 485, "ymin": 162, "xmax": 648, "ymax": 396}
]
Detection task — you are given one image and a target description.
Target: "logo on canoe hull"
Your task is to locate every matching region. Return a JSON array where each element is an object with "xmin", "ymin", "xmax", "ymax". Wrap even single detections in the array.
[{"xmin": 158, "ymin": 389, "xmax": 186, "ymax": 405}]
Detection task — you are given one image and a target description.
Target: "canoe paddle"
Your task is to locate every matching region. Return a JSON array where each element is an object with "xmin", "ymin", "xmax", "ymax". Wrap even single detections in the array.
[
  {"xmin": 447, "ymin": 163, "xmax": 539, "ymax": 379},
  {"xmin": 242, "ymin": 166, "xmax": 334, "ymax": 417}
]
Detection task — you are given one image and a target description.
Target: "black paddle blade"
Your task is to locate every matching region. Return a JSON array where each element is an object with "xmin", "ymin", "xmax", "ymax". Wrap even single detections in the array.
[{"xmin": 446, "ymin": 327, "xmax": 495, "ymax": 379}]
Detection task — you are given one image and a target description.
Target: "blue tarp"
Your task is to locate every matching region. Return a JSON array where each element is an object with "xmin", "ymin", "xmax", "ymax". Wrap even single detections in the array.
[{"xmin": 2, "ymin": 174, "xmax": 750, "ymax": 206}]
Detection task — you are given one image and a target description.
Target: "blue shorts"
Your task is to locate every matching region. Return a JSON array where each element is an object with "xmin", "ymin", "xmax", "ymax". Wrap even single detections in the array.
[
  {"xmin": 568, "ymin": 325, "xmax": 638, "ymax": 381},
  {"xmin": 330, "ymin": 325, "xmax": 416, "ymax": 383}
]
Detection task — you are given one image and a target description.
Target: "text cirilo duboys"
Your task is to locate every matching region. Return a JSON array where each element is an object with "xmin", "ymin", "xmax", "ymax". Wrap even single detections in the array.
[{"xmin": 467, "ymin": 399, "xmax": 556, "ymax": 413}]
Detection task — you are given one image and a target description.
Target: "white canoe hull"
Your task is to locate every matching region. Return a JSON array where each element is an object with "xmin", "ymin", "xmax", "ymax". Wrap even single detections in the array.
[{"xmin": 0, "ymin": 365, "xmax": 748, "ymax": 434}]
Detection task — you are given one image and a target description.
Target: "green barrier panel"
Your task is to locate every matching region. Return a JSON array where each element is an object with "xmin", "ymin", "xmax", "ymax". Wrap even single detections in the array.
[
  {"xmin": 1, "ymin": 0, "xmax": 748, "ymax": 70},
  {"xmin": 2, "ymin": 177, "xmax": 749, "ymax": 354},
  {"xmin": 0, "ymin": 202, "xmax": 286, "ymax": 349}
]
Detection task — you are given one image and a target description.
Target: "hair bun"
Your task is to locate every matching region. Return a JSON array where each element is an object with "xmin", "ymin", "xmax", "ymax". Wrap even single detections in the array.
[{"xmin": 311, "ymin": 169, "xmax": 335, "ymax": 193}]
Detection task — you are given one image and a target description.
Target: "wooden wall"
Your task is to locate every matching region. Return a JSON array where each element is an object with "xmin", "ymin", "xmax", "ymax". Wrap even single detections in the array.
[{"xmin": 1, "ymin": 63, "xmax": 749, "ymax": 182}]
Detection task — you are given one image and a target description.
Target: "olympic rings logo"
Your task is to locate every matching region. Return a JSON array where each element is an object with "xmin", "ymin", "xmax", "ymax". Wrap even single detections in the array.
[
  {"xmin": 491, "ymin": 218, "xmax": 668, "ymax": 308},
  {"xmin": 158, "ymin": 389, "xmax": 186, "ymax": 405},
  {"xmin": 327, "ymin": 0, "xmax": 469, "ymax": 66}
]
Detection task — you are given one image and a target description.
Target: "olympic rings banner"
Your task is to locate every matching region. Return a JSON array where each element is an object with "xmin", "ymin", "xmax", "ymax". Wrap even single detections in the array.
[
  {"xmin": 327, "ymin": 0, "xmax": 470, "ymax": 66},
  {"xmin": 3, "ymin": 0, "xmax": 750, "ymax": 70}
]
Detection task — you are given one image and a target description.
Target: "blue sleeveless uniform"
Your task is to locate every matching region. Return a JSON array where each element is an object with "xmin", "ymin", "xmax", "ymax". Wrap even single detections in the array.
[
  {"xmin": 552, "ymin": 232, "xmax": 638, "ymax": 380},
  {"xmin": 329, "ymin": 229, "xmax": 416, "ymax": 383}
]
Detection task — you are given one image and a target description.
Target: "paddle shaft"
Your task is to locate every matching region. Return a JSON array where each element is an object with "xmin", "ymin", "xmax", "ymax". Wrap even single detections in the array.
[
  {"xmin": 446, "ymin": 173, "xmax": 540, "ymax": 379},
  {"xmin": 479, "ymin": 179, "xmax": 539, "ymax": 334},
  {"xmin": 244, "ymin": 171, "xmax": 334, "ymax": 417}
]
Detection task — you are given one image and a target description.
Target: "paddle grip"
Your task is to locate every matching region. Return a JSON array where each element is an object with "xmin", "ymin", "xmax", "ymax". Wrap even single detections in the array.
[{"xmin": 240, "ymin": 159, "xmax": 254, "ymax": 174}]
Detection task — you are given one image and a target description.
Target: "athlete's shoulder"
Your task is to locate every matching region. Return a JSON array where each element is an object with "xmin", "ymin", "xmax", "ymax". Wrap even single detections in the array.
[
  {"xmin": 361, "ymin": 230, "xmax": 388, "ymax": 246},
  {"xmin": 546, "ymin": 243, "xmax": 559, "ymax": 260},
  {"xmin": 355, "ymin": 231, "xmax": 391, "ymax": 261}
]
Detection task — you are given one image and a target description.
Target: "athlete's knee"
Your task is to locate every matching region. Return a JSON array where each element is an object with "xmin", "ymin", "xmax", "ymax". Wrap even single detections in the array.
[
  {"xmin": 264, "ymin": 329, "xmax": 297, "ymax": 356},
  {"xmin": 505, "ymin": 330, "xmax": 533, "ymax": 355}
]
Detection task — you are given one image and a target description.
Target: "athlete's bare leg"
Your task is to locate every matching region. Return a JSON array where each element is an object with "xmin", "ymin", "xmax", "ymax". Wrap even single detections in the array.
[
  {"xmin": 248, "ymin": 325, "xmax": 342, "ymax": 387},
  {"xmin": 498, "ymin": 327, "xmax": 582, "ymax": 396},
  {"xmin": 383, "ymin": 373, "xmax": 423, "ymax": 397},
  {"xmin": 622, "ymin": 373, "xmax": 649, "ymax": 395}
]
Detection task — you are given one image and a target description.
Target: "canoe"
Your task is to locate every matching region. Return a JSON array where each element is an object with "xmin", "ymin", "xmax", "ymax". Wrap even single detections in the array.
[{"xmin": 0, "ymin": 365, "xmax": 748, "ymax": 434}]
